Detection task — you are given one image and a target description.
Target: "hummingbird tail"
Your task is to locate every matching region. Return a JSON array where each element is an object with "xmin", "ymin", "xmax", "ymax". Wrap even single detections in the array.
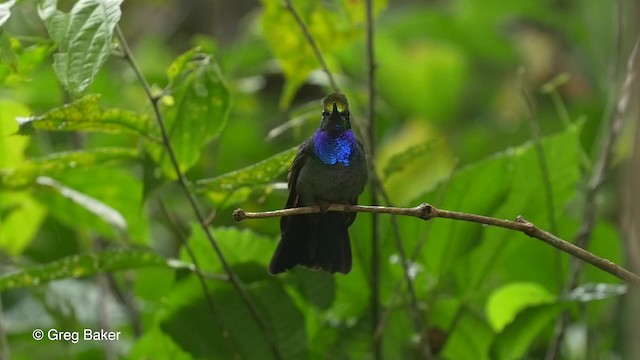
[{"xmin": 269, "ymin": 212, "xmax": 352, "ymax": 275}]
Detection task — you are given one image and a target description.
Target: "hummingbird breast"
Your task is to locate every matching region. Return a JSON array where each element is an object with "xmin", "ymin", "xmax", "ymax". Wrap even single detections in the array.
[{"xmin": 295, "ymin": 132, "xmax": 368, "ymax": 205}]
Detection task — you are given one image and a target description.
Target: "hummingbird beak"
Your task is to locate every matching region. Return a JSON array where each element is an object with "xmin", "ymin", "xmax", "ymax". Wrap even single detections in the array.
[{"xmin": 329, "ymin": 102, "xmax": 341, "ymax": 122}]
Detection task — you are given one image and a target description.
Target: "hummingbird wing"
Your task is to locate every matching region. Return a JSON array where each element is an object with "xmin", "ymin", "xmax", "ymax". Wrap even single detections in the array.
[{"xmin": 283, "ymin": 137, "xmax": 310, "ymax": 209}]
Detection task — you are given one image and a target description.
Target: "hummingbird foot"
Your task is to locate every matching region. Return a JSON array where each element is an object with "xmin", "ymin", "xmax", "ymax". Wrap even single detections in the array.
[{"xmin": 316, "ymin": 200, "xmax": 331, "ymax": 213}]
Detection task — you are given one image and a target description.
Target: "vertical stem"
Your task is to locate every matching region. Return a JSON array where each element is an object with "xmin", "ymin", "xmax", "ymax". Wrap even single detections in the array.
[
  {"xmin": 364, "ymin": 0, "xmax": 381, "ymax": 358},
  {"xmin": 0, "ymin": 297, "xmax": 9, "ymax": 360},
  {"xmin": 115, "ymin": 26, "xmax": 281, "ymax": 360}
]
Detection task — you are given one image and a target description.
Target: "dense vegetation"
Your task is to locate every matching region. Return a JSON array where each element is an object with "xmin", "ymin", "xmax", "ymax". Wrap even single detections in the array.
[{"xmin": 0, "ymin": 0, "xmax": 637, "ymax": 359}]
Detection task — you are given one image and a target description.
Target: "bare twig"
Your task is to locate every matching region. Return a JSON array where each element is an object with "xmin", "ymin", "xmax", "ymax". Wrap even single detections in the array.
[
  {"xmin": 158, "ymin": 201, "xmax": 240, "ymax": 359},
  {"xmin": 233, "ymin": 204, "xmax": 640, "ymax": 287},
  {"xmin": 0, "ymin": 297, "xmax": 9, "ymax": 360},
  {"xmin": 116, "ymin": 26, "xmax": 281, "ymax": 360},
  {"xmin": 363, "ymin": 0, "xmax": 382, "ymax": 357},
  {"xmin": 283, "ymin": 0, "xmax": 340, "ymax": 92}
]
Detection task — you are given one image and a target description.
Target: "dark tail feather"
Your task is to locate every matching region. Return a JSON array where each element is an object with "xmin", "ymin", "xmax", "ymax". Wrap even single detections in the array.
[
  {"xmin": 269, "ymin": 213, "xmax": 352, "ymax": 275},
  {"xmin": 269, "ymin": 214, "xmax": 310, "ymax": 274}
]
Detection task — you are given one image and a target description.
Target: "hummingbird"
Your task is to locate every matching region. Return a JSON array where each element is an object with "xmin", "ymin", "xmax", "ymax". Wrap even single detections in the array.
[{"xmin": 269, "ymin": 93, "xmax": 368, "ymax": 274}]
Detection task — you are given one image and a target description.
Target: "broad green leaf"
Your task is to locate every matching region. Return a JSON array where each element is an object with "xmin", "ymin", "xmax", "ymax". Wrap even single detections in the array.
[
  {"xmin": 0, "ymin": 33, "xmax": 52, "ymax": 85},
  {"xmin": 0, "ymin": 101, "xmax": 45, "ymax": 255},
  {"xmin": 486, "ymin": 282, "xmax": 555, "ymax": 332},
  {"xmin": 443, "ymin": 308, "xmax": 495, "ymax": 360},
  {"xmin": 382, "ymin": 140, "xmax": 437, "ymax": 179},
  {"xmin": 182, "ymin": 224, "xmax": 275, "ymax": 276},
  {"xmin": 0, "ymin": 250, "xmax": 167, "ymax": 291},
  {"xmin": 0, "ymin": 100, "xmax": 29, "ymax": 167},
  {"xmin": 35, "ymin": 167, "xmax": 148, "ymax": 243},
  {"xmin": 38, "ymin": 0, "xmax": 123, "ymax": 96},
  {"xmin": 16, "ymin": 94, "xmax": 156, "ymax": 138},
  {"xmin": 161, "ymin": 277, "xmax": 306, "ymax": 360},
  {"xmin": 339, "ymin": 0, "xmax": 388, "ymax": 24},
  {"xmin": 130, "ymin": 327, "xmax": 194, "ymax": 360},
  {"xmin": 196, "ymin": 147, "xmax": 297, "ymax": 205},
  {"xmin": 460, "ymin": 122, "xmax": 583, "ymax": 292},
  {"xmin": 490, "ymin": 302, "xmax": 573, "ymax": 360},
  {"xmin": 149, "ymin": 48, "xmax": 231, "ymax": 176},
  {"xmin": 0, "ymin": 191, "xmax": 46, "ymax": 255},
  {"xmin": 377, "ymin": 120, "xmax": 455, "ymax": 205},
  {"xmin": 0, "ymin": 0, "xmax": 16, "ymax": 27},
  {"xmin": 36, "ymin": 176, "xmax": 127, "ymax": 231},
  {"xmin": 0, "ymin": 147, "xmax": 138, "ymax": 189},
  {"xmin": 260, "ymin": 0, "xmax": 346, "ymax": 108}
]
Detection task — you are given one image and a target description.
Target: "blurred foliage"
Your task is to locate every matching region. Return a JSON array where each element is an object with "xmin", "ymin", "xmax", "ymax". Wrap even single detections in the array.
[{"xmin": 0, "ymin": 0, "xmax": 635, "ymax": 359}]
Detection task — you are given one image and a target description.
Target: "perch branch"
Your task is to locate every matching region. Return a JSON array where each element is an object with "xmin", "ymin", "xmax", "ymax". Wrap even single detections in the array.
[{"xmin": 233, "ymin": 204, "xmax": 640, "ymax": 287}]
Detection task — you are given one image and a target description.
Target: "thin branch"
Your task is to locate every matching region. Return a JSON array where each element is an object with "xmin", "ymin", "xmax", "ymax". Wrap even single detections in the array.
[
  {"xmin": 363, "ymin": 0, "xmax": 383, "ymax": 358},
  {"xmin": 372, "ymin": 177, "xmax": 432, "ymax": 358},
  {"xmin": 233, "ymin": 204, "xmax": 640, "ymax": 287},
  {"xmin": 158, "ymin": 201, "xmax": 240, "ymax": 360},
  {"xmin": 115, "ymin": 26, "xmax": 281, "ymax": 360},
  {"xmin": 0, "ymin": 297, "xmax": 9, "ymax": 360},
  {"xmin": 283, "ymin": 0, "xmax": 340, "ymax": 92}
]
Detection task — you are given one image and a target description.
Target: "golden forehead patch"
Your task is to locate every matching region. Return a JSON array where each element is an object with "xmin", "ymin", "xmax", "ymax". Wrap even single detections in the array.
[{"xmin": 323, "ymin": 92, "xmax": 349, "ymax": 112}]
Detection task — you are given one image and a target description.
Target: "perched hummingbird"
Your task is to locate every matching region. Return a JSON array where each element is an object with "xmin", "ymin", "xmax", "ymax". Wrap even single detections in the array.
[{"xmin": 269, "ymin": 93, "xmax": 368, "ymax": 274}]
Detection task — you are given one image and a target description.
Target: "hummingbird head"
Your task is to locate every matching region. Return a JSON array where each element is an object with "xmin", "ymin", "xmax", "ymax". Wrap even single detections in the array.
[{"xmin": 320, "ymin": 92, "xmax": 350, "ymax": 134}]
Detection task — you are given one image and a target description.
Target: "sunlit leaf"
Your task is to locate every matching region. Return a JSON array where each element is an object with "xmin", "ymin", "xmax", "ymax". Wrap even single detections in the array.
[
  {"xmin": 149, "ymin": 48, "xmax": 231, "ymax": 176},
  {"xmin": 36, "ymin": 176, "xmax": 127, "ymax": 231},
  {"xmin": 339, "ymin": 0, "xmax": 388, "ymax": 24},
  {"xmin": 0, "ymin": 250, "xmax": 167, "ymax": 291},
  {"xmin": 382, "ymin": 140, "xmax": 437, "ymax": 179},
  {"xmin": 16, "ymin": 94, "xmax": 156, "ymax": 138},
  {"xmin": 486, "ymin": 282, "xmax": 555, "ymax": 332},
  {"xmin": 196, "ymin": 147, "xmax": 296, "ymax": 205},
  {"xmin": 0, "ymin": 147, "xmax": 138, "ymax": 189},
  {"xmin": 0, "ymin": 101, "xmax": 45, "ymax": 256},
  {"xmin": 35, "ymin": 167, "xmax": 148, "ymax": 243},
  {"xmin": 260, "ymin": 0, "xmax": 345, "ymax": 108},
  {"xmin": 0, "ymin": 191, "xmax": 47, "ymax": 255},
  {"xmin": 38, "ymin": 0, "xmax": 123, "ymax": 96},
  {"xmin": 130, "ymin": 327, "xmax": 194, "ymax": 360}
]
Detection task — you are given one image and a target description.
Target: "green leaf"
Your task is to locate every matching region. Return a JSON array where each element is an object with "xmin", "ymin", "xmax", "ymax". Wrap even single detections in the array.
[
  {"xmin": 130, "ymin": 327, "xmax": 194, "ymax": 360},
  {"xmin": 150, "ymin": 48, "xmax": 231, "ymax": 176},
  {"xmin": 0, "ymin": 0, "xmax": 16, "ymax": 27},
  {"xmin": 0, "ymin": 100, "xmax": 46, "ymax": 256},
  {"xmin": 0, "ymin": 147, "xmax": 138, "ymax": 189},
  {"xmin": 443, "ymin": 308, "xmax": 495, "ymax": 360},
  {"xmin": 260, "ymin": 0, "xmax": 346, "ymax": 108},
  {"xmin": 0, "ymin": 191, "xmax": 47, "ymax": 255},
  {"xmin": 382, "ymin": 140, "xmax": 438, "ymax": 179},
  {"xmin": 486, "ymin": 282, "xmax": 555, "ymax": 332},
  {"xmin": 15, "ymin": 94, "xmax": 155, "ymax": 138},
  {"xmin": 38, "ymin": 0, "xmax": 123, "ymax": 96},
  {"xmin": 36, "ymin": 176, "xmax": 127, "ymax": 232},
  {"xmin": 182, "ymin": 225, "xmax": 274, "ymax": 276},
  {"xmin": 0, "ymin": 250, "xmax": 167, "ymax": 291},
  {"xmin": 490, "ymin": 302, "xmax": 573, "ymax": 360},
  {"xmin": 446, "ymin": 123, "xmax": 582, "ymax": 289},
  {"xmin": 34, "ymin": 167, "xmax": 149, "ymax": 243},
  {"xmin": 161, "ymin": 277, "xmax": 306, "ymax": 360},
  {"xmin": 0, "ymin": 33, "xmax": 53, "ymax": 85},
  {"xmin": 196, "ymin": 147, "xmax": 296, "ymax": 205}
]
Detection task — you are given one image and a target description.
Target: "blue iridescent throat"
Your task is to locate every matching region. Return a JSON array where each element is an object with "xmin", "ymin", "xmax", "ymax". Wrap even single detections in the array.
[{"xmin": 313, "ymin": 130, "xmax": 357, "ymax": 166}]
